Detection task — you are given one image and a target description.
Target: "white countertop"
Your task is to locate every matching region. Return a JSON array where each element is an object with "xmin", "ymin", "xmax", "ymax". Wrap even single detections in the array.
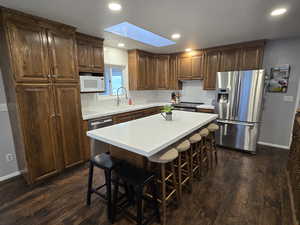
[
  {"xmin": 196, "ymin": 104, "xmax": 215, "ymax": 110},
  {"xmin": 87, "ymin": 111, "xmax": 218, "ymax": 157},
  {"xmin": 82, "ymin": 102, "xmax": 167, "ymax": 120}
]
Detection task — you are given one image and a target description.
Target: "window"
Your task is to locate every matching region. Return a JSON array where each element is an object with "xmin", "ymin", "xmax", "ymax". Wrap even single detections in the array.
[{"xmin": 104, "ymin": 65, "xmax": 125, "ymax": 95}]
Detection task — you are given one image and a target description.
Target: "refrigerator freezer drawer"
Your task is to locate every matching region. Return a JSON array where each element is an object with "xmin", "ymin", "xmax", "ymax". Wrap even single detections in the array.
[{"xmin": 216, "ymin": 121, "xmax": 259, "ymax": 152}]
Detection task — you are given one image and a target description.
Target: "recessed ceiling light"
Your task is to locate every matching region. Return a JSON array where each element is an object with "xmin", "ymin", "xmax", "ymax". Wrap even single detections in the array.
[
  {"xmin": 108, "ymin": 2, "xmax": 122, "ymax": 11},
  {"xmin": 118, "ymin": 43, "xmax": 125, "ymax": 47},
  {"xmin": 171, "ymin": 33, "xmax": 181, "ymax": 40},
  {"xmin": 271, "ymin": 8, "xmax": 287, "ymax": 16},
  {"xmin": 185, "ymin": 48, "xmax": 192, "ymax": 52}
]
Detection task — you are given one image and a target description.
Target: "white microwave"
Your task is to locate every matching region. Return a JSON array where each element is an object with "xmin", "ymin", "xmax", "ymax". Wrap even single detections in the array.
[{"xmin": 80, "ymin": 76, "xmax": 105, "ymax": 93}]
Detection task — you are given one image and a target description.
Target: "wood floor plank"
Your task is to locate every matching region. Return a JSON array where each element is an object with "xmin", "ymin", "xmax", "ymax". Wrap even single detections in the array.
[{"xmin": 0, "ymin": 146, "xmax": 293, "ymax": 225}]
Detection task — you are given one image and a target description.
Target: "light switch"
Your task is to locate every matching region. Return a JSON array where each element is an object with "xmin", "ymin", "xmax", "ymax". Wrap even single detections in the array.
[{"xmin": 283, "ymin": 96, "xmax": 294, "ymax": 102}]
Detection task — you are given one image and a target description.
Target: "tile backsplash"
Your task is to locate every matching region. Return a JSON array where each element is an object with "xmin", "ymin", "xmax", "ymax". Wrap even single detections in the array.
[
  {"xmin": 181, "ymin": 80, "xmax": 215, "ymax": 104},
  {"xmin": 81, "ymin": 80, "xmax": 215, "ymax": 110}
]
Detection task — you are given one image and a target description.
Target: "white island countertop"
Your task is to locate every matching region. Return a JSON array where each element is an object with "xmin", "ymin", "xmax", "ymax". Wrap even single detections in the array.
[{"xmin": 87, "ymin": 111, "xmax": 218, "ymax": 157}]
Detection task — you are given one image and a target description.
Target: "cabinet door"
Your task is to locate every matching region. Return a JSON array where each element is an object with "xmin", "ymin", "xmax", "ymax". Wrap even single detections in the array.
[
  {"xmin": 156, "ymin": 55, "xmax": 169, "ymax": 89},
  {"xmin": 178, "ymin": 56, "xmax": 192, "ymax": 79},
  {"xmin": 77, "ymin": 41, "xmax": 93, "ymax": 72},
  {"xmin": 204, "ymin": 51, "xmax": 220, "ymax": 90},
  {"xmin": 191, "ymin": 54, "xmax": 205, "ymax": 79},
  {"xmin": 92, "ymin": 45, "xmax": 104, "ymax": 73},
  {"xmin": 239, "ymin": 46, "xmax": 263, "ymax": 70},
  {"xmin": 146, "ymin": 55, "xmax": 156, "ymax": 89},
  {"xmin": 137, "ymin": 52, "xmax": 148, "ymax": 89},
  {"xmin": 48, "ymin": 30, "xmax": 78, "ymax": 83},
  {"xmin": 169, "ymin": 55, "xmax": 181, "ymax": 90},
  {"xmin": 54, "ymin": 83, "xmax": 84, "ymax": 168},
  {"xmin": 16, "ymin": 84, "xmax": 60, "ymax": 183},
  {"xmin": 220, "ymin": 48, "xmax": 240, "ymax": 72},
  {"xmin": 7, "ymin": 20, "xmax": 50, "ymax": 82}
]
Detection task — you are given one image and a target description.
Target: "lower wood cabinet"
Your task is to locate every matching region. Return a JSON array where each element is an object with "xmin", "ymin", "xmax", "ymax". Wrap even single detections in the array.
[
  {"xmin": 113, "ymin": 107, "xmax": 161, "ymax": 124},
  {"xmin": 16, "ymin": 84, "xmax": 61, "ymax": 182},
  {"xmin": 16, "ymin": 83, "xmax": 84, "ymax": 183},
  {"xmin": 54, "ymin": 83, "xmax": 84, "ymax": 168}
]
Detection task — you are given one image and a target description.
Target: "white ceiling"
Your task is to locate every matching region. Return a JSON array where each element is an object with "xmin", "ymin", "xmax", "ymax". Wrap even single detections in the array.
[{"xmin": 0, "ymin": 0, "xmax": 299, "ymax": 53}]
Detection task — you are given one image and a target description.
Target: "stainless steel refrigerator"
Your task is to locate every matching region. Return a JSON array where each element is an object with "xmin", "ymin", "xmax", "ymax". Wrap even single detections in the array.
[{"xmin": 215, "ymin": 70, "xmax": 265, "ymax": 153}]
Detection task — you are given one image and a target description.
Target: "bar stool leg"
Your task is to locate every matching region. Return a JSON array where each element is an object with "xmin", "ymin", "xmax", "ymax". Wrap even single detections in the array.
[
  {"xmin": 136, "ymin": 186, "xmax": 143, "ymax": 225},
  {"xmin": 177, "ymin": 153, "xmax": 182, "ymax": 201},
  {"xmin": 171, "ymin": 162, "xmax": 179, "ymax": 205},
  {"xmin": 86, "ymin": 161, "xmax": 94, "ymax": 206},
  {"xmin": 112, "ymin": 176, "xmax": 120, "ymax": 223},
  {"xmin": 161, "ymin": 164, "xmax": 167, "ymax": 225},
  {"xmin": 104, "ymin": 170, "xmax": 113, "ymax": 223},
  {"xmin": 150, "ymin": 180, "xmax": 161, "ymax": 223}
]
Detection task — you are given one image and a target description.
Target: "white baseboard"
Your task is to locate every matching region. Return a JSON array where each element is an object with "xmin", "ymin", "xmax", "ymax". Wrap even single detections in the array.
[
  {"xmin": 258, "ymin": 141, "xmax": 290, "ymax": 150},
  {"xmin": 0, "ymin": 170, "xmax": 21, "ymax": 182}
]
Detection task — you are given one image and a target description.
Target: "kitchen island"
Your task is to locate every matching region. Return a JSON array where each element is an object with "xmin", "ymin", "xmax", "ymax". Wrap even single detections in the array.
[{"xmin": 87, "ymin": 111, "xmax": 218, "ymax": 162}]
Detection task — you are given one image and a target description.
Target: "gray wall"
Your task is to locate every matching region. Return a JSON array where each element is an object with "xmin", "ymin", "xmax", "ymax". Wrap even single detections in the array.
[
  {"xmin": 0, "ymin": 70, "xmax": 19, "ymax": 179},
  {"xmin": 259, "ymin": 38, "xmax": 300, "ymax": 148}
]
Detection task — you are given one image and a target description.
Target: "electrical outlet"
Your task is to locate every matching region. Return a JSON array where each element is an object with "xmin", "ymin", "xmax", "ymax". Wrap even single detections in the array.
[{"xmin": 6, "ymin": 154, "xmax": 14, "ymax": 162}]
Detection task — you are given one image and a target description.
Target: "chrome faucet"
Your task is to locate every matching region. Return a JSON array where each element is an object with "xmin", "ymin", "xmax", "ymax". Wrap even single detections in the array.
[{"xmin": 116, "ymin": 86, "xmax": 128, "ymax": 106}]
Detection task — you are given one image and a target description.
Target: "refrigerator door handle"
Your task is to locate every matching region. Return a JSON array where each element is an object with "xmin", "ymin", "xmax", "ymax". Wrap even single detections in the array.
[
  {"xmin": 216, "ymin": 120, "xmax": 255, "ymax": 127},
  {"xmin": 234, "ymin": 75, "xmax": 242, "ymax": 119}
]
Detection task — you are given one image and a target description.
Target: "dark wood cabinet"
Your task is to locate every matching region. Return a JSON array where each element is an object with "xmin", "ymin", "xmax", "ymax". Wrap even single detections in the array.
[
  {"xmin": 203, "ymin": 50, "xmax": 221, "ymax": 90},
  {"xmin": 156, "ymin": 55, "xmax": 169, "ymax": 89},
  {"xmin": 76, "ymin": 33, "xmax": 104, "ymax": 73},
  {"xmin": 177, "ymin": 51, "xmax": 204, "ymax": 80},
  {"xmin": 92, "ymin": 45, "xmax": 104, "ymax": 72},
  {"xmin": 54, "ymin": 83, "xmax": 83, "ymax": 168},
  {"xmin": 6, "ymin": 19, "xmax": 50, "ymax": 83},
  {"xmin": 239, "ymin": 46, "xmax": 264, "ymax": 70},
  {"xmin": 191, "ymin": 53, "xmax": 205, "ymax": 79},
  {"xmin": 112, "ymin": 107, "xmax": 161, "ymax": 124},
  {"xmin": 16, "ymin": 84, "xmax": 61, "ymax": 182},
  {"xmin": 48, "ymin": 30, "xmax": 78, "ymax": 83},
  {"xmin": 178, "ymin": 55, "xmax": 192, "ymax": 79},
  {"xmin": 219, "ymin": 48, "xmax": 240, "ymax": 72},
  {"xmin": 169, "ymin": 55, "xmax": 181, "ymax": 90},
  {"xmin": 128, "ymin": 50, "xmax": 172, "ymax": 90},
  {"xmin": 0, "ymin": 8, "xmax": 84, "ymax": 184}
]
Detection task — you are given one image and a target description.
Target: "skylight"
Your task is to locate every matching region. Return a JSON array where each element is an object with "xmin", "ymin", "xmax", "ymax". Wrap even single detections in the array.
[{"xmin": 104, "ymin": 22, "xmax": 176, "ymax": 47}]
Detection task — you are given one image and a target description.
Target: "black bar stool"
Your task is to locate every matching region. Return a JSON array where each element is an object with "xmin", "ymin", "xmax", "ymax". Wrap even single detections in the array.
[
  {"xmin": 86, "ymin": 153, "xmax": 120, "ymax": 223},
  {"xmin": 113, "ymin": 162, "xmax": 160, "ymax": 225}
]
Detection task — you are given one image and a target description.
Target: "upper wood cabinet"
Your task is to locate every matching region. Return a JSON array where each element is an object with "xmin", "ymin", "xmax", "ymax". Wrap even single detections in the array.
[
  {"xmin": 191, "ymin": 53, "xmax": 205, "ymax": 79},
  {"xmin": 16, "ymin": 84, "xmax": 61, "ymax": 182},
  {"xmin": 219, "ymin": 48, "xmax": 240, "ymax": 72},
  {"xmin": 129, "ymin": 50, "xmax": 170, "ymax": 90},
  {"xmin": 75, "ymin": 33, "xmax": 104, "ymax": 73},
  {"xmin": 177, "ymin": 51, "xmax": 205, "ymax": 80},
  {"xmin": 54, "ymin": 83, "xmax": 84, "ymax": 168},
  {"xmin": 4, "ymin": 11, "xmax": 78, "ymax": 83},
  {"xmin": 155, "ymin": 55, "xmax": 169, "ymax": 89},
  {"xmin": 239, "ymin": 45, "xmax": 264, "ymax": 70},
  {"xmin": 203, "ymin": 50, "xmax": 221, "ymax": 90},
  {"xmin": 47, "ymin": 29, "xmax": 78, "ymax": 83},
  {"xmin": 6, "ymin": 19, "xmax": 51, "ymax": 83},
  {"xmin": 169, "ymin": 55, "xmax": 181, "ymax": 90},
  {"xmin": 178, "ymin": 55, "xmax": 192, "ymax": 79}
]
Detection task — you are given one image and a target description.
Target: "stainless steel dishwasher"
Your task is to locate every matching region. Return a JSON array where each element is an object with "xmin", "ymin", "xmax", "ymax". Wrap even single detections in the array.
[{"xmin": 88, "ymin": 116, "xmax": 113, "ymax": 156}]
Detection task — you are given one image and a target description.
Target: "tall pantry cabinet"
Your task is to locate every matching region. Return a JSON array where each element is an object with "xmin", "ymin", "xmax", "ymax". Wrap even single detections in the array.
[{"xmin": 0, "ymin": 8, "xmax": 84, "ymax": 184}]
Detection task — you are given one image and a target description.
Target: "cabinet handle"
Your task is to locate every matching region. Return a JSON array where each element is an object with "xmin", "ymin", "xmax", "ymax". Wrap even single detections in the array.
[
  {"xmin": 50, "ymin": 114, "xmax": 56, "ymax": 118},
  {"xmin": 52, "ymin": 75, "xmax": 58, "ymax": 78}
]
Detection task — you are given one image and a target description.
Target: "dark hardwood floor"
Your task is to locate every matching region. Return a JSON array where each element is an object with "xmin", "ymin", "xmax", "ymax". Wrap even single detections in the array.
[{"xmin": 0, "ymin": 146, "xmax": 293, "ymax": 225}]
